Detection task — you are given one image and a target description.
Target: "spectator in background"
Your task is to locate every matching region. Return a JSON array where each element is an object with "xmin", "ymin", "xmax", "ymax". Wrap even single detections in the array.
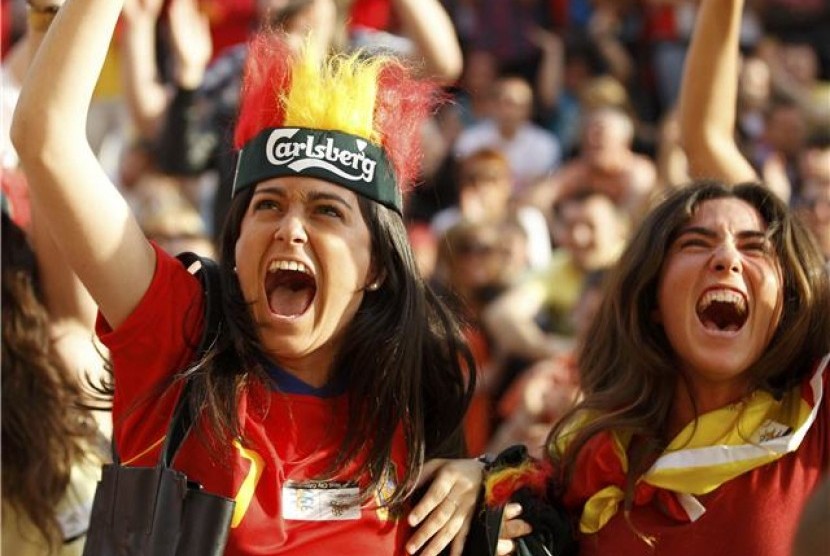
[
  {"xmin": 451, "ymin": 49, "xmax": 500, "ymax": 129},
  {"xmin": 432, "ymin": 219, "xmax": 524, "ymax": 456},
  {"xmin": 533, "ymin": 28, "xmax": 607, "ymax": 158},
  {"xmin": 126, "ymin": 172, "xmax": 217, "ymax": 258},
  {"xmin": 432, "ymin": 147, "xmax": 551, "ymax": 272},
  {"xmin": 523, "ymin": 101, "xmax": 657, "ymax": 221},
  {"xmin": 454, "ymin": 76, "xmax": 562, "ymax": 193},
  {"xmin": 2, "ymin": 213, "xmax": 108, "ymax": 556},
  {"xmin": 461, "ymin": 0, "xmax": 553, "ymax": 84},
  {"xmin": 485, "ymin": 269, "xmax": 606, "ymax": 459},
  {"xmin": 481, "ymin": 190, "xmax": 629, "ymax": 407},
  {"xmin": 750, "ymin": 97, "xmax": 809, "ymax": 203}
]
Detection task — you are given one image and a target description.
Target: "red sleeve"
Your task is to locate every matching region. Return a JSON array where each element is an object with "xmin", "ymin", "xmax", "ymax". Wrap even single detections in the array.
[{"xmin": 95, "ymin": 244, "xmax": 205, "ymax": 464}]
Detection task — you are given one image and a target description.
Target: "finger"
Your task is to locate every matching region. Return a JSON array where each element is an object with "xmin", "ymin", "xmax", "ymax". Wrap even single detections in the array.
[
  {"xmin": 406, "ymin": 495, "xmax": 460, "ymax": 554},
  {"xmin": 496, "ymin": 539, "xmax": 516, "ymax": 556},
  {"xmin": 408, "ymin": 466, "xmax": 454, "ymax": 526},
  {"xmin": 503, "ymin": 503, "xmax": 523, "ymax": 521},
  {"xmin": 501, "ymin": 518, "xmax": 533, "ymax": 540},
  {"xmin": 413, "ymin": 502, "xmax": 467, "ymax": 556},
  {"xmin": 448, "ymin": 514, "xmax": 473, "ymax": 556}
]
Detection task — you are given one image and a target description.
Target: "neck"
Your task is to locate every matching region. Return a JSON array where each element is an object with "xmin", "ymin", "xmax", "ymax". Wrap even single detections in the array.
[{"xmin": 669, "ymin": 375, "xmax": 751, "ymax": 437}]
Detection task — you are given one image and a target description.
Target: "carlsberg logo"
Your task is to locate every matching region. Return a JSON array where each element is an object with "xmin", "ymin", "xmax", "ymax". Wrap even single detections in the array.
[{"xmin": 265, "ymin": 128, "xmax": 378, "ymax": 183}]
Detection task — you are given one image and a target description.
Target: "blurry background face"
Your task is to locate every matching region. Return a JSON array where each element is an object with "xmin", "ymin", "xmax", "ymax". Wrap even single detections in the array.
[
  {"xmin": 797, "ymin": 185, "xmax": 830, "ymax": 260},
  {"xmin": 779, "ymin": 43, "xmax": 819, "ymax": 86},
  {"xmin": 458, "ymin": 157, "xmax": 513, "ymax": 221},
  {"xmin": 554, "ymin": 194, "xmax": 625, "ymax": 271},
  {"xmin": 739, "ymin": 55, "xmax": 771, "ymax": 109},
  {"xmin": 494, "ymin": 78, "xmax": 533, "ymax": 135},
  {"xmin": 463, "ymin": 50, "xmax": 499, "ymax": 98},
  {"xmin": 440, "ymin": 223, "xmax": 513, "ymax": 307},
  {"xmin": 581, "ymin": 108, "xmax": 633, "ymax": 157},
  {"xmin": 764, "ymin": 105, "xmax": 807, "ymax": 157}
]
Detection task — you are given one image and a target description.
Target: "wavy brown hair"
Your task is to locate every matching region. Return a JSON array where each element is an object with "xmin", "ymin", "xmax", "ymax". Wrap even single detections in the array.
[
  {"xmin": 1, "ymin": 213, "xmax": 102, "ymax": 549},
  {"xmin": 549, "ymin": 180, "xmax": 830, "ymax": 500}
]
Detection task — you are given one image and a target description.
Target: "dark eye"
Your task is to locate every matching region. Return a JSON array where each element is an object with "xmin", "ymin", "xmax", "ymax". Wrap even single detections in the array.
[
  {"xmin": 315, "ymin": 204, "xmax": 344, "ymax": 218},
  {"xmin": 253, "ymin": 198, "xmax": 280, "ymax": 211}
]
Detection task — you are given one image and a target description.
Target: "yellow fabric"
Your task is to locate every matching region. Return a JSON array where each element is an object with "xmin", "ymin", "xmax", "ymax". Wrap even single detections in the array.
[
  {"xmin": 521, "ymin": 250, "xmax": 585, "ymax": 335},
  {"xmin": 582, "ymin": 486, "xmax": 624, "ymax": 533},
  {"xmin": 2, "ymin": 456, "xmax": 100, "ymax": 556},
  {"xmin": 93, "ymin": 40, "xmax": 122, "ymax": 99},
  {"xmin": 575, "ymin": 355, "xmax": 827, "ymax": 533}
]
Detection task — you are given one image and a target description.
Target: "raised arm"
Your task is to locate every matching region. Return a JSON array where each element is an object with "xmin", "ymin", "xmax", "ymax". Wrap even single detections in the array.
[
  {"xmin": 11, "ymin": 0, "xmax": 156, "ymax": 329},
  {"xmin": 120, "ymin": 0, "xmax": 169, "ymax": 139},
  {"xmin": 678, "ymin": 0, "xmax": 758, "ymax": 183},
  {"xmin": 391, "ymin": 0, "xmax": 463, "ymax": 84}
]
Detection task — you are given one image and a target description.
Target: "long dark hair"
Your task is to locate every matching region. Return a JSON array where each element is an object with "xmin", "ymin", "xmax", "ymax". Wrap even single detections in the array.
[
  {"xmin": 186, "ymin": 186, "xmax": 475, "ymax": 506},
  {"xmin": 549, "ymin": 180, "xmax": 830, "ymax": 496},
  {"xmin": 1, "ymin": 213, "xmax": 102, "ymax": 549}
]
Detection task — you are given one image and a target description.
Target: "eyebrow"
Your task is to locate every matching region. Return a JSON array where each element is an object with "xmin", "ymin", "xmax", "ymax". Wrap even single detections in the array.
[
  {"xmin": 675, "ymin": 226, "xmax": 769, "ymax": 241},
  {"xmin": 253, "ymin": 186, "xmax": 355, "ymax": 211}
]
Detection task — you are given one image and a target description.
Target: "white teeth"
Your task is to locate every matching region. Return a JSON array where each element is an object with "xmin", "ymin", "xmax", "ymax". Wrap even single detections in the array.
[
  {"xmin": 697, "ymin": 289, "xmax": 747, "ymax": 314},
  {"xmin": 268, "ymin": 260, "xmax": 311, "ymax": 274}
]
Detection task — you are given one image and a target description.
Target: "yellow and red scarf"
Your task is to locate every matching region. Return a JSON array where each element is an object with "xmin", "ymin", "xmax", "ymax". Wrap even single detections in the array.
[{"xmin": 561, "ymin": 353, "xmax": 829, "ymax": 533}]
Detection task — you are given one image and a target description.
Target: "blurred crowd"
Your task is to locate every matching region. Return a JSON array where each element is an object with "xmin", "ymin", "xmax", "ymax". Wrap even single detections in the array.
[{"xmin": 2, "ymin": 0, "xmax": 828, "ymax": 461}]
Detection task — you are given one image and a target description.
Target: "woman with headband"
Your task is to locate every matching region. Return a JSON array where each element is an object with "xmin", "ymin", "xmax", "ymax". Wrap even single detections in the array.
[{"xmin": 11, "ymin": 0, "xmax": 483, "ymax": 554}]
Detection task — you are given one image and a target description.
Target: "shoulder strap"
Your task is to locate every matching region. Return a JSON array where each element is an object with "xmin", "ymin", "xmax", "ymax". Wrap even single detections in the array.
[{"xmin": 159, "ymin": 252, "xmax": 223, "ymax": 468}]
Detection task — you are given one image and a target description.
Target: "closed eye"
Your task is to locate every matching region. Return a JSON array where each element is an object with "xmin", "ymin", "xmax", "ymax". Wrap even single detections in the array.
[
  {"xmin": 740, "ymin": 240, "xmax": 771, "ymax": 254},
  {"xmin": 679, "ymin": 238, "xmax": 711, "ymax": 250}
]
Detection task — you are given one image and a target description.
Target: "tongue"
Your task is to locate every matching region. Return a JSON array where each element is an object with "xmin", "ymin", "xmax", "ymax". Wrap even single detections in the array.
[
  {"xmin": 269, "ymin": 285, "xmax": 313, "ymax": 317},
  {"xmin": 702, "ymin": 319, "xmax": 739, "ymax": 332}
]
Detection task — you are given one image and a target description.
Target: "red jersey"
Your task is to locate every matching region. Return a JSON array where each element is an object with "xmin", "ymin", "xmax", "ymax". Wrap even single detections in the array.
[
  {"xmin": 568, "ymin": 359, "xmax": 830, "ymax": 556},
  {"xmin": 97, "ymin": 246, "xmax": 410, "ymax": 555}
]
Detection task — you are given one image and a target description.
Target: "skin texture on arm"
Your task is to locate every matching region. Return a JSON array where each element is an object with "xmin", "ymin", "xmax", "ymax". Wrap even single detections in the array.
[
  {"xmin": 11, "ymin": 0, "xmax": 156, "ymax": 329},
  {"xmin": 482, "ymin": 281, "xmax": 572, "ymax": 361},
  {"xmin": 678, "ymin": 0, "xmax": 759, "ymax": 183},
  {"xmin": 391, "ymin": 0, "xmax": 463, "ymax": 84}
]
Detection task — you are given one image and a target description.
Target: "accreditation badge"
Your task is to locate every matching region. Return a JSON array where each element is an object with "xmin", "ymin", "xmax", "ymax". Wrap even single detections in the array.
[{"xmin": 282, "ymin": 481, "xmax": 361, "ymax": 521}]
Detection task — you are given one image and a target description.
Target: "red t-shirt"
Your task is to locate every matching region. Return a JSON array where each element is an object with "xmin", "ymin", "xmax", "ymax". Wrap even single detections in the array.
[
  {"xmin": 97, "ymin": 246, "xmax": 410, "ymax": 555},
  {"xmin": 574, "ymin": 367, "xmax": 830, "ymax": 556}
]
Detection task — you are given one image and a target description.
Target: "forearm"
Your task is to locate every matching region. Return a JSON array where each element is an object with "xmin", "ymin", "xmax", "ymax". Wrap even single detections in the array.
[
  {"xmin": 678, "ymin": 0, "xmax": 757, "ymax": 182},
  {"xmin": 391, "ymin": 0, "xmax": 462, "ymax": 84},
  {"xmin": 12, "ymin": 0, "xmax": 156, "ymax": 328},
  {"xmin": 121, "ymin": 18, "xmax": 170, "ymax": 139}
]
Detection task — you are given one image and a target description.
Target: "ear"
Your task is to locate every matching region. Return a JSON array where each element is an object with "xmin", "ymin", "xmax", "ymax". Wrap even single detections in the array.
[{"xmin": 365, "ymin": 268, "xmax": 387, "ymax": 292}]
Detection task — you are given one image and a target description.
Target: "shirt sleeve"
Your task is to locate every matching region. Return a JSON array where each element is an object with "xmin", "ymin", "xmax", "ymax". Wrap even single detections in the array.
[{"xmin": 95, "ymin": 244, "xmax": 205, "ymax": 463}]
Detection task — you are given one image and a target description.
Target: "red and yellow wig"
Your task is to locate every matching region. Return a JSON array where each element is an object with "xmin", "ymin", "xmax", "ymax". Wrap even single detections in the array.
[{"xmin": 232, "ymin": 33, "xmax": 439, "ymax": 213}]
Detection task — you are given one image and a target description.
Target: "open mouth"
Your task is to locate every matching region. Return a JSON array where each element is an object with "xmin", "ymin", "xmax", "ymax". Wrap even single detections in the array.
[
  {"xmin": 696, "ymin": 289, "xmax": 748, "ymax": 332},
  {"xmin": 265, "ymin": 260, "xmax": 316, "ymax": 318}
]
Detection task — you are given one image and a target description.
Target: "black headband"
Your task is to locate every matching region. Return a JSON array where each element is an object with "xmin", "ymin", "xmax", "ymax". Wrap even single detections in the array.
[{"xmin": 233, "ymin": 127, "xmax": 402, "ymax": 213}]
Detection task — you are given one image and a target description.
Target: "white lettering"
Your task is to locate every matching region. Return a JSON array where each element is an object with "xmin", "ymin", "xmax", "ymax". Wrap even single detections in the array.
[{"xmin": 263, "ymin": 129, "xmax": 378, "ymax": 183}]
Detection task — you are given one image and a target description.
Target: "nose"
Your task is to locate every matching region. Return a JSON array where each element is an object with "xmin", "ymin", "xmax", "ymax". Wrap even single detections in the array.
[
  {"xmin": 710, "ymin": 242, "xmax": 742, "ymax": 274},
  {"xmin": 274, "ymin": 213, "xmax": 308, "ymax": 244}
]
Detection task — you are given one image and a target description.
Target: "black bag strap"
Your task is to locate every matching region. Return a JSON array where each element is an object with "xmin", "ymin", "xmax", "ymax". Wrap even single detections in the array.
[{"xmin": 157, "ymin": 252, "xmax": 223, "ymax": 469}]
